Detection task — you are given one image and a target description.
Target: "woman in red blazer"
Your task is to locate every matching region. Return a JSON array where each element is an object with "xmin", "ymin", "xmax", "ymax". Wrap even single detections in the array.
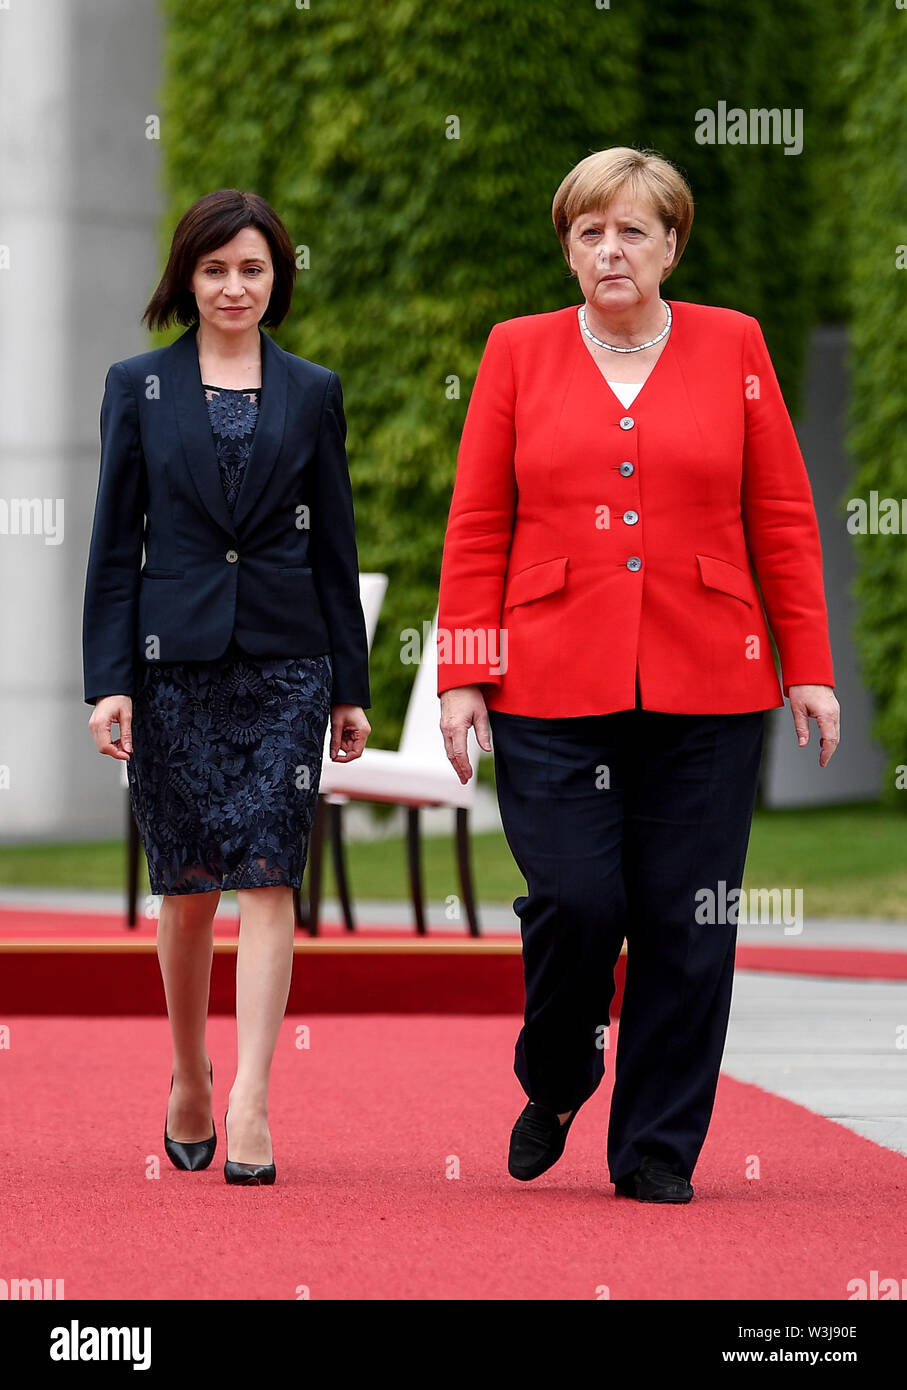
[{"xmin": 437, "ymin": 147, "xmax": 840, "ymax": 1203}]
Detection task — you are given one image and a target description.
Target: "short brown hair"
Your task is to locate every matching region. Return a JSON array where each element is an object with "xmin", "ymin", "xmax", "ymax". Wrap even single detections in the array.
[
  {"xmin": 552, "ymin": 147, "xmax": 694, "ymax": 281},
  {"xmin": 142, "ymin": 189, "xmax": 297, "ymax": 331}
]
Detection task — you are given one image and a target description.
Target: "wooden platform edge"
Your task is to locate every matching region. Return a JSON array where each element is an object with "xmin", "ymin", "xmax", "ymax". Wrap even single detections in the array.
[{"xmin": 0, "ymin": 937, "xmax": 527, "ymax": 956}]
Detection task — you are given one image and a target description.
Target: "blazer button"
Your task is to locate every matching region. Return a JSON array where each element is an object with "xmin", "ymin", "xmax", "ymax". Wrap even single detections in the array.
[
  {"xmin": 626, "ymin": 556, "xmax": 642, "ymax": 571},
  {"xmin": 623, "ymin": 510, "xmax": 639, "ymax": 525},
  {"xmin": 619, "ymin": 461, "xmax": 635, "ymax": 476},
  {"xmin": 619, "ymin": 416, "xmax": 635, "ymax": 430},
  {"xmin": 226, "ymin": 549, "xmax": 238, "ymax": 563}
]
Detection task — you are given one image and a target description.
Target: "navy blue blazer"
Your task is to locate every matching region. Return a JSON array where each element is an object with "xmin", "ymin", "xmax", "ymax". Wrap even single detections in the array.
[{"xmin": 82, "ymin": 322, "xmax": 370, "ymax": 709}]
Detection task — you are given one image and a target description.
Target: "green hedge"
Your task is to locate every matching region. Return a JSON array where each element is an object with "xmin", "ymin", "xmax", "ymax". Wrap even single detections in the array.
[
  {"xmin": 842, "ymin": 2, "xmax": 907, "ymax": 802},
  {"xmin": 632, "ymin": 0, "xmax": 826, "ymax": 395},
  {"xmin": 158, "ymin": 0, "xmax": 842, "ymax": 757}
]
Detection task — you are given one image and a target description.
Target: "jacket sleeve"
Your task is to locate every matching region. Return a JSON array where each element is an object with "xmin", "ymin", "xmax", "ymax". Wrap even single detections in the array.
[
  {"xmin": 308, "ymin": 371, "xmax": 371, "ymax": 709},
  {"xmin": 741, "ymin": 316, "xmax": 835, "ymax": 697},
  {"xmin": 82, "ymin": 362, "xmax": 147, "ymax": 706},
  {"xmin": 437, "ymin": 322, "xmax": 517, "ymax": 695}
]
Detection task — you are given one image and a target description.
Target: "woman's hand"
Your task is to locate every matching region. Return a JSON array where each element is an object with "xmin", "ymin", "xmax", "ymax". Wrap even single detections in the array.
[
  {"xmin": 440, "ymin": 685, "xmax": 493, "ymax": 785},
  {"xmin": 89, "ymin": 695, "xmax": 134, "ymax": 761},
  {"xmin": 329, "ymin": 705, "xmax": 370, "ymax": 762},
  {"xmin": 788, "ymin": 684, "xmax": 840, "ymax": 767}
]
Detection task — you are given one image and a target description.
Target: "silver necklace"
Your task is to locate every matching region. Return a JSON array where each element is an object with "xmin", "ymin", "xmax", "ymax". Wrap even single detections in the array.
[{"xmin": 579, "ymin": 301, "xmax": 672, "ymax": 354}]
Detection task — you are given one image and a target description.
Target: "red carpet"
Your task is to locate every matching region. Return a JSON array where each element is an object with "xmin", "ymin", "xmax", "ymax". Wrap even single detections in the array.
[
  {"xmin": 735, "ymin": 944, "xmax": 907, "ymax": 979},
  {"xmin": 0, "ymin": 904, "xmax": 511, "ymax": 941},
  {"xmin": 2, "ymin": 1015, "xmax": 904, "ymax": 1300},
  {"xmin": 2, "ymin": 904, "xmax": 905, "ymax": 1019},
  {"xmin": 0, "ymin": 905, "xmax": 532, "ymax": 1015}
]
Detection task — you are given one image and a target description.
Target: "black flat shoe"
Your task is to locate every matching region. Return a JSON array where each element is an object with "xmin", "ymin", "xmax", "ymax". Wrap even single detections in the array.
[
  {"xmin": 508, "ymin": 1101, "xmax": 577, "ymax": 1181},
  {"xmin": 223, "ymin": 1108, "xmax": 276, "ymax": 1186},
  {"xmin": 164, "ymin": 1059, "xmax": 216, "ymax": 1172},
  {"xmin": 614, "ymin": 1156, "xmax": 693, "ymax": 1204}
]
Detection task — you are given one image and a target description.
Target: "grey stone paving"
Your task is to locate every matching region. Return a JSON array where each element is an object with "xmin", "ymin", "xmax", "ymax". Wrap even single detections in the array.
[
  {"xmin": 723, "ymin": 972, "xmax": 907, "ymax": 1157},
  {"xmin": 2, "ymin": 886, "xmax": 906, "ymax": 948}
]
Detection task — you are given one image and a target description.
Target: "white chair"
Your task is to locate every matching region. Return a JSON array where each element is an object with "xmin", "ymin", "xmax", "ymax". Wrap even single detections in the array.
[
  {"xmin": 349, "ymin": 571, "xmax": 389, "ymax": 650},
  {"xmin": 310, "ymin": 610, "xmax": 483, "ymax": 935},
  {"xmin": 122, "ymin": 573, "xmax": 389, "ymax": 928}
]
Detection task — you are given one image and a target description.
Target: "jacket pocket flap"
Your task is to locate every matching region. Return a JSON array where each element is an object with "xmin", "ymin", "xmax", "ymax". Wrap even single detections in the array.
[
  {"xmin": 504, "ymin": 556, "xmax": 568, "ymax": 608},
  {"xmin": 696, "ymin": 554, "xmax": 754, "ymax": 605}
]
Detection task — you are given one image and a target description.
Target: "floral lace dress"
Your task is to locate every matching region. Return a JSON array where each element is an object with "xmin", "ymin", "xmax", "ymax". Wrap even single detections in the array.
[{"xmin": 126, "ymin": 384, "xmax": 333, "ymax": 896}]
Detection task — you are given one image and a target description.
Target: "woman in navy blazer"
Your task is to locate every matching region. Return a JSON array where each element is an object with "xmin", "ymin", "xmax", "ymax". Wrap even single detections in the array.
[{"xmin": 83, "ymin": 189, "xmax": 371, "ymax": 1185}]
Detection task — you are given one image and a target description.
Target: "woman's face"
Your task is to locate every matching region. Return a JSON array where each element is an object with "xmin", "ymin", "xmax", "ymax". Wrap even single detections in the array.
[
  {"xmin": 190, "ymin": 225, "xmax": 275, "ymax": 333},
  {"xmin": 567, "ymin": 194, "xmax": 676, "ymax": 315}
]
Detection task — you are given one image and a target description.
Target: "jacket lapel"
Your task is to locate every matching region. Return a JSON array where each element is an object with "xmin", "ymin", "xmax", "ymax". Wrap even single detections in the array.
[{"xmin": 167, "ymin": 322, "xmax": 288, "ymax": 536}]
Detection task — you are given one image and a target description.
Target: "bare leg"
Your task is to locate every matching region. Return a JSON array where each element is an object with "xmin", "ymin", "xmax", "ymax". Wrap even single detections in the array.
[
  {"xmin": 227, "ymin": 884, "xmax": 295, "ymax": 1164},
  {"xmin": 157, "ymin": 890, "xmax": 219, "ymax": 1141}
]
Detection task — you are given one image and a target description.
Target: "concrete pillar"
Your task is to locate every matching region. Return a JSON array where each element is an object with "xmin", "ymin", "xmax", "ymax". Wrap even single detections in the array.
[{"xmin": 0, "ymin": 0, "xmax": 161, "ymax": 841}]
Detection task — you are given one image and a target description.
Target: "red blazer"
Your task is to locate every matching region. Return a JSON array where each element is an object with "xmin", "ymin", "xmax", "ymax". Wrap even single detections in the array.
[{"xmin": 437, "ymin": 300, "xmax": 835, "ymax": 716}]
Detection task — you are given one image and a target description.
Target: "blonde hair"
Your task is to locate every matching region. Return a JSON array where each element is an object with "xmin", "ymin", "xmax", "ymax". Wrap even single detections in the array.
[{"xmin": 552, "ymin": 147, "xmax": 694, "ymax": 281}]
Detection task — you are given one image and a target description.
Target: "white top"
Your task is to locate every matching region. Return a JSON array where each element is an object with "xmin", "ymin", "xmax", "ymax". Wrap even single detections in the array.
[{"xmin": 607, "ymin": 381, "xmax": 644, "ymax": 408}]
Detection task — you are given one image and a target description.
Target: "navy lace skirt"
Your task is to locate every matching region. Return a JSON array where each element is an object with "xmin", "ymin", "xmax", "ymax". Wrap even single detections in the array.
[{"xmin": 126, "ymin": 651, "xmax": 333, "ymax": 895}]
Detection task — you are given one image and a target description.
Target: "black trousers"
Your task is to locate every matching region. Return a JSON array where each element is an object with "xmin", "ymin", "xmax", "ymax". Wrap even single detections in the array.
[{"xmin": 487, "ymin": 679, "xmax": 765, "ymax": 1183}]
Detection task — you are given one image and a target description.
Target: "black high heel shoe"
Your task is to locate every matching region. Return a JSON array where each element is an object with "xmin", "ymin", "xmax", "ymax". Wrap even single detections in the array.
[
  {"xmin": 164, "ymin": 1059, "xmax": 216, "ymax": 1171},
  {"xmin": 223, "ymin": 1108, "xmax": 276, "ymax": 1186}
]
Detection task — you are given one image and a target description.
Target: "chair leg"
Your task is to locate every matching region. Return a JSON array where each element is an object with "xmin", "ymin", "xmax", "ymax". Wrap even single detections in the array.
[
  {"xmin": 329, "ymin": 802, "xmax": 355, "ymax": 932},
  {"xmin": 299, "ymin": 796, "xmax": 326, "ymax": 935},
  {"xmin": 456, "ymin": 807, "xmax": 481, "ymax": 937},
  {"xmin": 407, "ymin": 806, "xmax": 426, "ymax": 935},
  {"xmin": 126, "ymin": 797, "xmax": 139, "ymax": 929}
]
